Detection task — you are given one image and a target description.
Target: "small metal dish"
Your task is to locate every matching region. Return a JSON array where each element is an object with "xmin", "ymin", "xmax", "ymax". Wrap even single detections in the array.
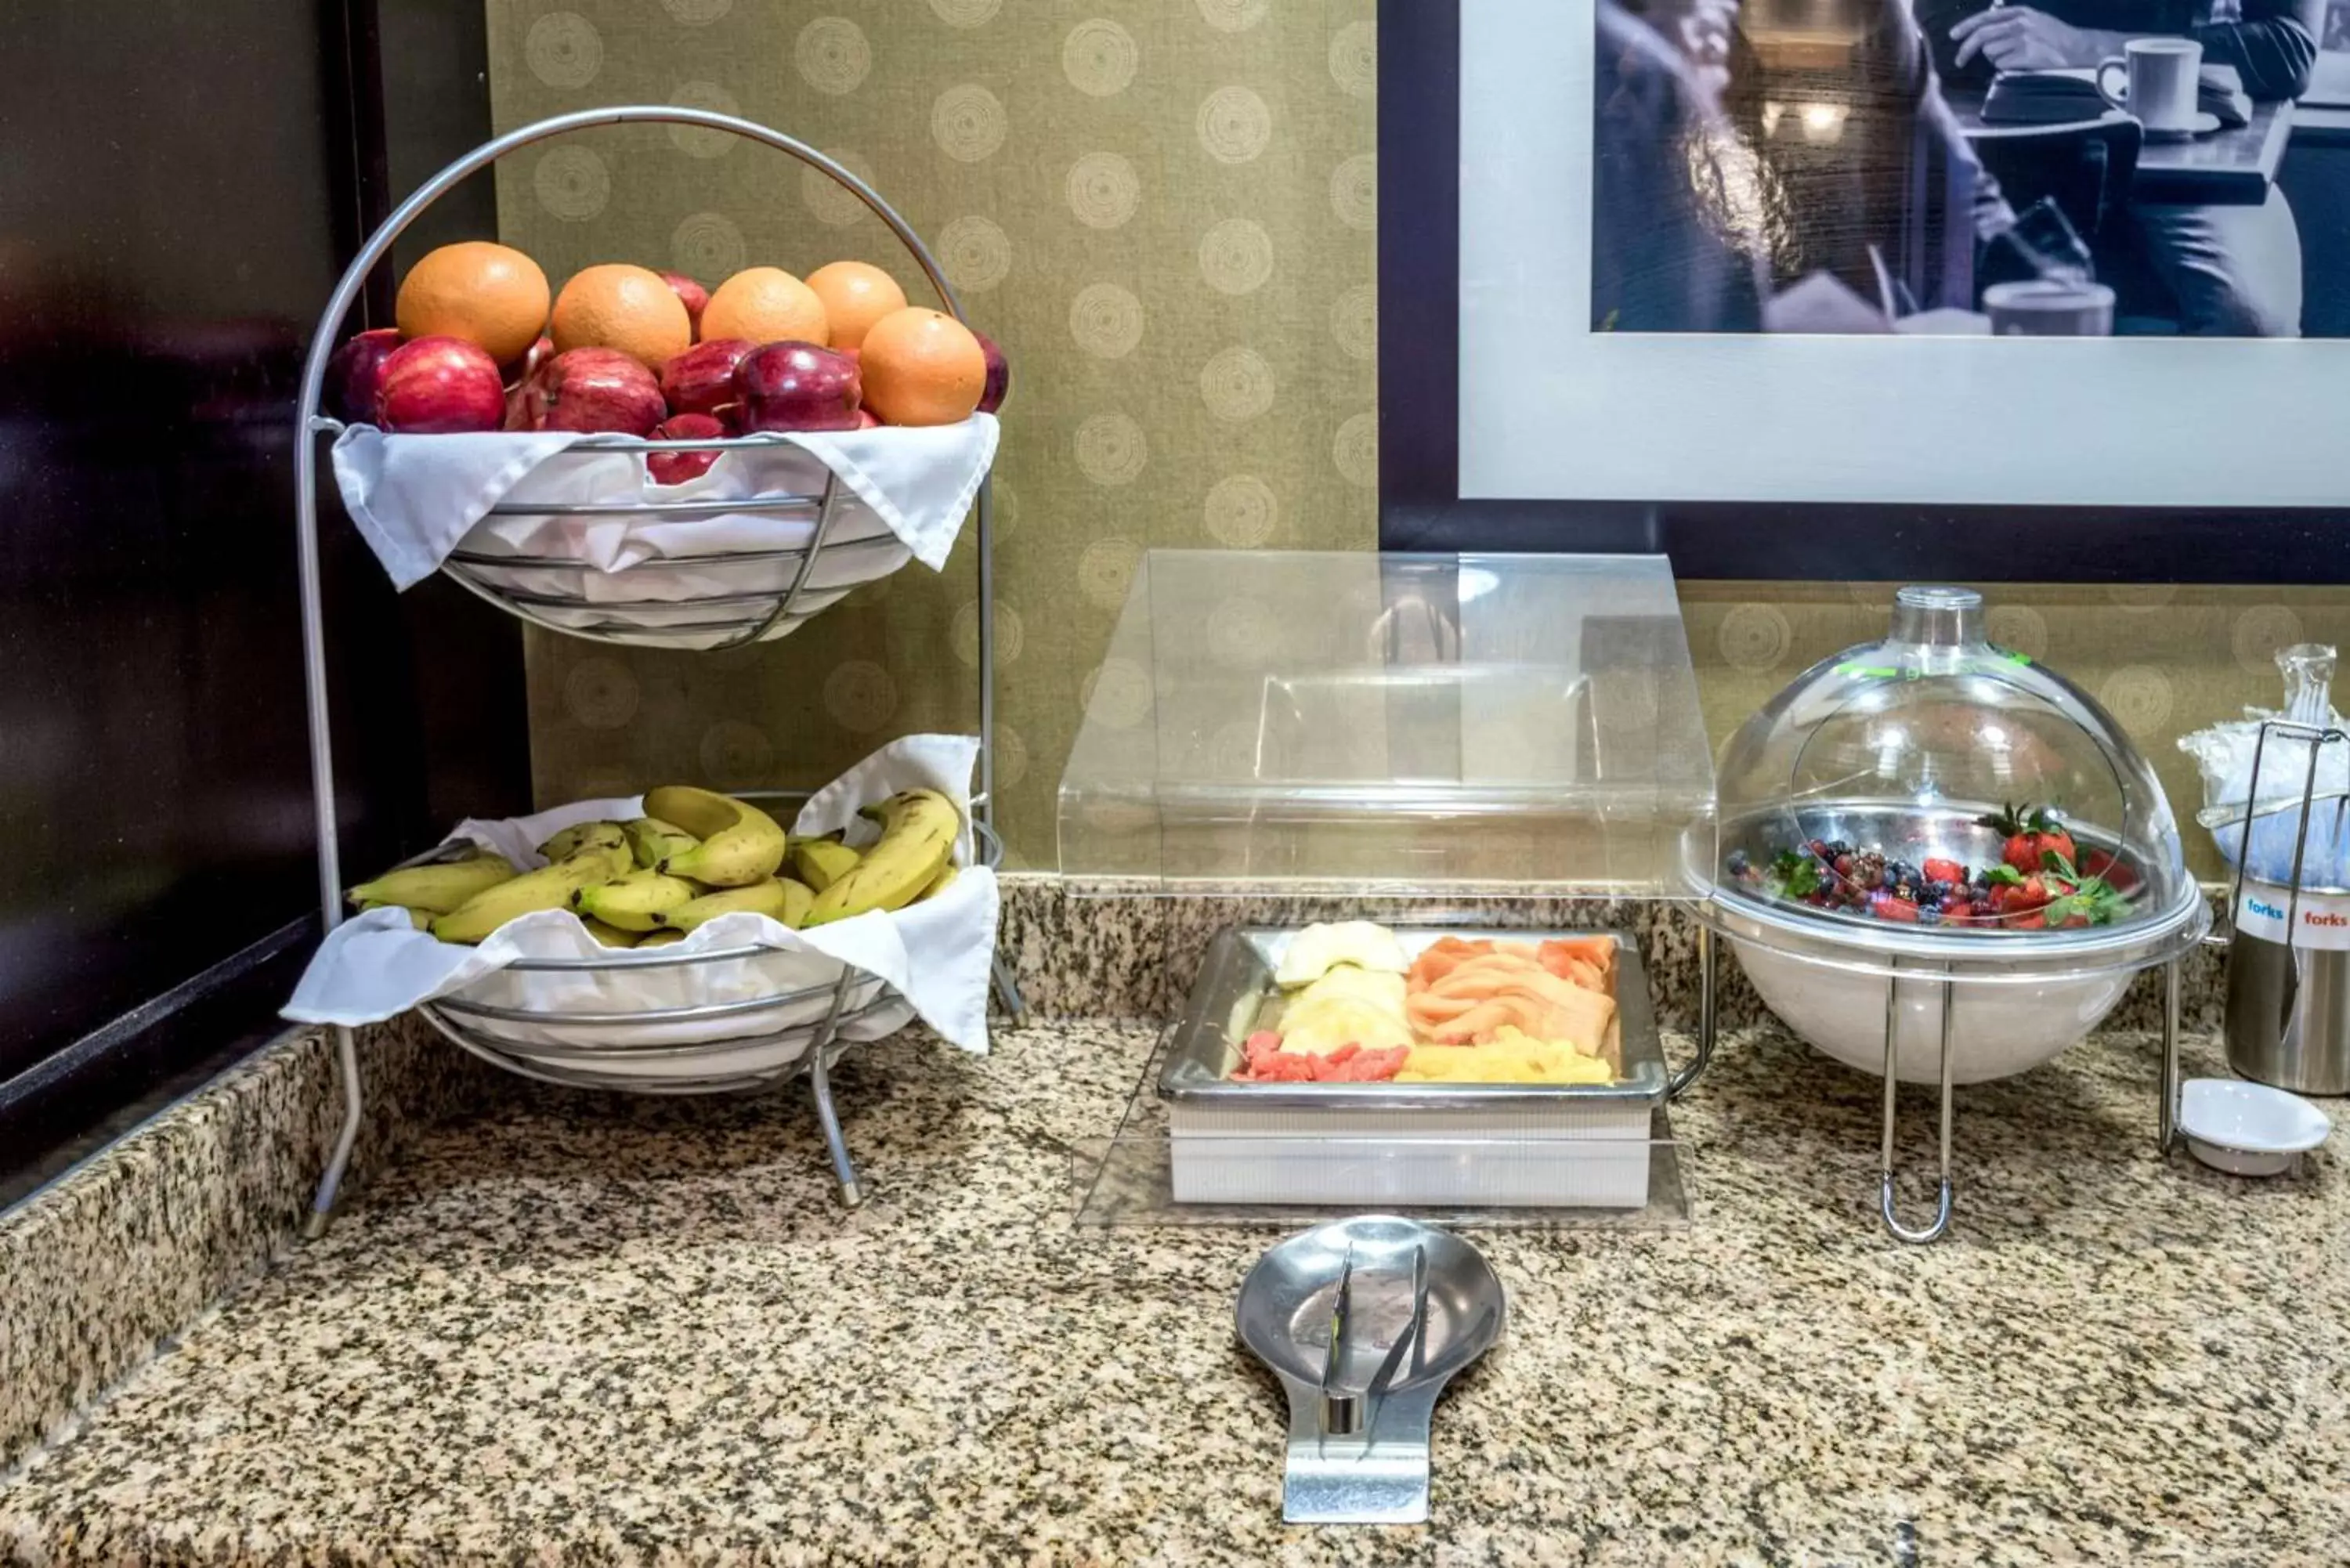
[{"xmin": 1235, "ymin": 1216, "xmax": 1506, "ymax": 1525}]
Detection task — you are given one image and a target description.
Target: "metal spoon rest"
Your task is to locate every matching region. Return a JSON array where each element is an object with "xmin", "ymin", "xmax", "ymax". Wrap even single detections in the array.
[{"xmin": 1235, "ymin": 1216, "xmax": 1506, "ymax": 1525}]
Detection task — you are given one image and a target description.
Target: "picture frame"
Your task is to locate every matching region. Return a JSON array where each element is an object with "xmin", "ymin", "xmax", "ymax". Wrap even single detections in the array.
[{"xmin": 1376, "ymin": 0, "xmax": 2350, "ymax": 580}]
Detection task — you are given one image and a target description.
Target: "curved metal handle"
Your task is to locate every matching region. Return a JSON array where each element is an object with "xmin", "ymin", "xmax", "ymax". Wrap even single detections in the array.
[
  {"xmin": 1879, "ymin": 966, "xmax": 1956, "ymax": 1245},
  {"xmin": 1668, "ymin": 922, "xmax": 1718, "ymax": 1100}
]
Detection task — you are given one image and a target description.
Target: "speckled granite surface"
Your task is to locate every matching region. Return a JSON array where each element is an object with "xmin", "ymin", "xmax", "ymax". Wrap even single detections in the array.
[
  {"xmin": 0, "ymin": 1015, "xmax": 497, "ymax": 1468},
  {"xmin": 5, "ymin": 1009, "xmax": 2340, "ymax": 1566}
]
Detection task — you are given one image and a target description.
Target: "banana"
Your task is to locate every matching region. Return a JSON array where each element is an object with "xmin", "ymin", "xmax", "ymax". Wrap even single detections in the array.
[
  {"xmin": 430, "ymin": 846, "xmax": 627, "ymax": 945},
  {"xmin": 538, "ymin": 819, "xmax": 627, "ymax": 863},
  {"xmin": 624, "ymin": 816, "xmax": 699, "ymax": 869},
  {"xmin": 789, "ymin": 835, "xmax": 862, "ymax": 892},
  {"xmin": 346, "ymin": 853, "xmax": 517, "ymax": 914},
  {"xmin": 356, "ymin": 900, "xmax": 434, "ymax": 930},
  {"xmin": 917, "ymin": 861, "xmax": 959, "ymax": 901},
  {"xmin": 634, "ymin": 927, "xmax": 685, "ymax": 948},
  {"xmin": 804, "ymin": 790, "xmax": 960, "ymax": 926},
  {"xmin": 579, "ymin": 915, "xmax": 641, "ymax": 948},
  {"xmin": 656, "ymin": 877, "xmax": 814, "ymax": 932},
  {"xmin": 646, "ymin": 785, "xmax": 786, "ymax": 887},
  {"xmin": 575, "ymin": 867, "xmax": 704, "ymax": 931}
]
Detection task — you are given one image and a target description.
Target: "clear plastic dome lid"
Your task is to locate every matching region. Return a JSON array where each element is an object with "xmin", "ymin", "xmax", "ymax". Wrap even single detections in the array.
[{"xmin": 1707, "ymin": 587, "xmax": 2201, "ymax": 957}]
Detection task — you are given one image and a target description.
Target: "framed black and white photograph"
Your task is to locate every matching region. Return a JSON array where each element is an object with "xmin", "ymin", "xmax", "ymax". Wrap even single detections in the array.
[{"xmin": 1379, "ymin": 0, "xmax": 2350, "ymax": 580}]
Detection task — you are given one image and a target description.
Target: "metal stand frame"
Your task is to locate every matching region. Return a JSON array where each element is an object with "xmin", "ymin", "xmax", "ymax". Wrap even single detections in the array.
[
  {"xmin": 2171, "ymin": 714, "xmax": 2350, "ymax": 1149},
  {"xmin": 294, "ymin": 108, "xmax": 1018, "ymax": 1237},
  {"xmin": 1693, "ymin": 919, "xmax": 2187, "ymax": 1245}
]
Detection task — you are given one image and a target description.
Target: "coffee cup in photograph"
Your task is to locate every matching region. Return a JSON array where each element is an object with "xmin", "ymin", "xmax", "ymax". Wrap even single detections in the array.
[
  {"xmin": 1983, "ymin": 279, "xmax": 2117, "ymax": 337},
  {"xmin": 2096, "ymin": 37, "xmax": 2203, "ymax": 134}
]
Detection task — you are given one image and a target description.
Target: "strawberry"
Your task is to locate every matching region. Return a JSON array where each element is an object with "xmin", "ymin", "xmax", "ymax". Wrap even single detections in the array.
[
  {"xmin": 2037, "ymin": 851, "xmax": 2131, "ymax": 928},
  {"xmin": 1976, "ymin": 802, "xmax": 2077, "ymax": 876},
  {"xmin": 2008, "ymin": 910, "xmax": 2047, "ymax": 930},
  {"xmin": 1871, "ymin": 892, "xmax": 1921, "ymax": 923},
  {"xmin": 1922, "ymin": 857, "xmax": 1965, "ymax": 887},
  {"xmin": 1984, "ymin": 868, "xmax": 2057, "ymax": 927}
]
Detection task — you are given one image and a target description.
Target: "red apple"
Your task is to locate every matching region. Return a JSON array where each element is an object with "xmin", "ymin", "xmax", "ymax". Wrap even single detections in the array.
[
  {"xmin": 325, "ymin": 328, "xmax": 403, "ymax": 424},
  {"xmin": 376, "ymin": 335, "xmax": 505, "ymax": 433},
  {"xmin": 855, "ymin": 408, "xmax": 880, "ymax": 429},
  {"xmin": 647, "ymin": 412, "xmax": 728, "ymax": 485},
  {"xmin": 735, "ymin": 341, "xmax": 861, "ymax": 432},
  {"xmin": 529, "ymin": 347, "xmax": 667, "ymax": 435},
  {"xmin": 660, "ymin": 271, "xmax": 710, "ymax": 337},
  {"xmin": 660, "ymin": 338, "xmax": 755, "ymax": 417},
  {"xmin": 974, "ymin": 329, "xmax": 1010, "ymax": 414}
]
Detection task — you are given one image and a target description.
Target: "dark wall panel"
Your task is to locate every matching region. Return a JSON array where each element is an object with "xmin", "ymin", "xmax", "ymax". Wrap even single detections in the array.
[{"xmin": 0, "ymin": 1, "xmax": 526, "ymax": 1161}]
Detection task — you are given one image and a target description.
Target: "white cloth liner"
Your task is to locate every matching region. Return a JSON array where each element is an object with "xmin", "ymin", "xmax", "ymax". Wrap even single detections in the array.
[
  {"xmin": 284, "ymin": 735, "xmax": 996, "ymax": 1074},
  {"xmin": 328, "ymin": 417, "xmax": 997, "ymax": 649}
]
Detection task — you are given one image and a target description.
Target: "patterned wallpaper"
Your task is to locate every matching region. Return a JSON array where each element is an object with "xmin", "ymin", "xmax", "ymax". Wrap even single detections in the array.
[
  {"xmin": 485, "ymin": 2, "xmax": 2324, "ymax": 880},
  {"xmin": 485, "ymin": 0, "xmax": 1378, "ymax": 866}
]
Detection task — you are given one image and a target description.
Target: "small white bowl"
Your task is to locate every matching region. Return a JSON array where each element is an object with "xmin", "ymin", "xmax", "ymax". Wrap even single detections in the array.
[{"xmin": 2178, "ymin": 1078, "xmax": 2333, "ymax": 1176}]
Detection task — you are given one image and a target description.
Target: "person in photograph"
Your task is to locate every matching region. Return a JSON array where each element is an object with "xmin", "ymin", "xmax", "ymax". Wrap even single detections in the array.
[
  {"xmin": 1616, "ymin": 0, "xmax": 2017, "ymax": 316},
  {"xmin": 1930, "ymin": 0, "xmax": 2322, "ymax": 334},
  {"xmin": 1591, "ymin": 0, "xmax": 1770, "ymax": 331}
]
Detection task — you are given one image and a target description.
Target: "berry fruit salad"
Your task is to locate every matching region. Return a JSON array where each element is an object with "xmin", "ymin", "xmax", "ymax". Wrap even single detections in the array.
[{"xmin": 1726, "ymin": 804, "xmax": 2134, "ymax": 931}]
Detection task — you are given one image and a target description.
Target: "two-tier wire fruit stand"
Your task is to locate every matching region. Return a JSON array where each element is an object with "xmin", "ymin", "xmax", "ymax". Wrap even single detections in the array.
[{"xmin": 293, "ymin": 107, "xmax": 1016, "ymax": 1234}]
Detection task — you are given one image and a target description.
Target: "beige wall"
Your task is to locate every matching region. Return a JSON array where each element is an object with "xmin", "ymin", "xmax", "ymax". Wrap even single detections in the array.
[{"xmin": 486, "ymin": 1, "xmax": 2329, "ymax": 878}]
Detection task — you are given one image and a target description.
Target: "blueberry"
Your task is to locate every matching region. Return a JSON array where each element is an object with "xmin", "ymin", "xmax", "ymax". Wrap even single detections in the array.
[
  {"xmin": 1827, "ymin": 840, "xmax": 1852, "ymax": 858},
  {"xmin": 1726, "ymin": 848, "xmax": 1751, "ymax": 876},
  {"xmin": 1918, "ymin": 907, "xmax": 1942, "ymax": 926}
]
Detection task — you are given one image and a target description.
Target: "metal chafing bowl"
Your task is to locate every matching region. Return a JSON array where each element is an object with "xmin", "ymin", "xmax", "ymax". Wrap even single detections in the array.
[
  {"xmin": 1700, "ymin": 801, "xmax": 2207, "ymax": 1084},
  {"xmin": 1159, "ymin": 927, "xmax": 1666, "ymax": 1111}
]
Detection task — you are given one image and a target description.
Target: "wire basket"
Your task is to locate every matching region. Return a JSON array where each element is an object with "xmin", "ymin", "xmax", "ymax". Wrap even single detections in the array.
[
  {"xmin": 412, "ymin": 813, "xmax": 1005, "ymax": 1203},
  {"xmin": 300, "ymin": 106, "xmax": 997, "ymax": 656},
  {"xmin": 365, "ymin": 429, "xmax": 915, "ymax": 650}
]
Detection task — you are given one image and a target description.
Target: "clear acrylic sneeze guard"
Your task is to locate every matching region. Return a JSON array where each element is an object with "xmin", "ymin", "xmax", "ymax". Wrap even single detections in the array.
[
  {"xmin": 1058, "ymin": 552, "xmax": 1716, "ymax": 1227},
  {"xmin": 1058, "ymin": 551, "xmax": 1715, "ymax": 894}
]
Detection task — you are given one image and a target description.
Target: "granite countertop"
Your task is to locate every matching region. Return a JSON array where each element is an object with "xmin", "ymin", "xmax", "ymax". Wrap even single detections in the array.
[{"xmin": 2, "ymin": 1017, "xmax": 2344, "ymax": 1566}]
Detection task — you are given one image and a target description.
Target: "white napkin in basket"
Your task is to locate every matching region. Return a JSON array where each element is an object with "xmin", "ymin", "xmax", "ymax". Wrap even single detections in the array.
[
  {"xmin": 283, "ymin": 735, "xmax": 997, "ymax": 1053},
  {"xmin": 331, "ymin": 415, "xmax": 998, "ymax": 591}
]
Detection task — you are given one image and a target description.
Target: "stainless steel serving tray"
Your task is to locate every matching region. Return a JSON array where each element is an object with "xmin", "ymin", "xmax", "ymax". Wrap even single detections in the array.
[{"xmin": 1159, "ymin": 927, "xmax": 1666, "ymax": 1111}]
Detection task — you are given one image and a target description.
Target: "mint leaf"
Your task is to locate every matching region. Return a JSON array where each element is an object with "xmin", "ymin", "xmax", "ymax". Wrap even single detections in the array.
[{"xmin": 1766, "ymin": 849, "xmax": 1822, "ymax": 900}]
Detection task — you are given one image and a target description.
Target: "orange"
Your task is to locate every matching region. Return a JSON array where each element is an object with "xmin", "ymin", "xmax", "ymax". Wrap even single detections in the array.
[
  {"xmin": 858, "ymin": 307, "xmax": 986, "ymax": 427},
  {"xmin": 804, "ymin": 261, "xmax": 909, "ymax": 352},
  {"xmin": 395, "ymin": 241, "xmax": 549, "ymax": 365},
  {"xmin": 549, "ymin": 263, "xmax": 694, "ymax": 370},
  {"xmin": 700, "ymin": 267, "xmax": 830, "ymax": 349}
]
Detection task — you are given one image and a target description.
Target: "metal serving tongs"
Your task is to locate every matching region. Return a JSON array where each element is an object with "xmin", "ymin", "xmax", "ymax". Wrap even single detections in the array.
[
  {"xmin": 1361, "ymin": 1245, "xmax": 1430, "ymax": 1440},
  {"xmin": 1315, "ymin": 1249, "xmax": 1358, "ymax": 1444},
  {"xmin": 1237, "ymin": 1216, "xmax": 1503, "ymax": 1526}
]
